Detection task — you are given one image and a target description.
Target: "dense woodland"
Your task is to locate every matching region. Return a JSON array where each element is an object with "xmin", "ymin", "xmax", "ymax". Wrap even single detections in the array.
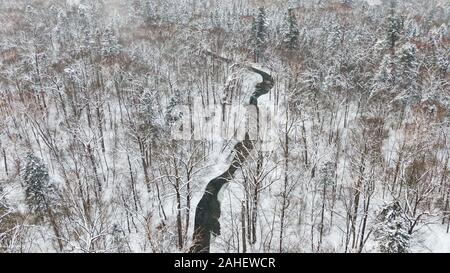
[{"xmin": 0, "ymin": 0, "xmax": 449, "ymax": 253}]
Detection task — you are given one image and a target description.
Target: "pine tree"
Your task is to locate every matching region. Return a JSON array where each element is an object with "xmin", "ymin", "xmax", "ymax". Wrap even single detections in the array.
[
  {"xmin": 397, "ymin": 42, "xmax": 418, "ymax": 88},
  {"xmin": 430, "ymin": 23, "xmax": 448, "ymax": 45},
  {"xmin": 165, "ymin": 90, "xmax": 183, "ymax": 125},
  {"xmin": 0, "ymin": 186, "xmax": 12, "ymax": 251},
  {"xmin": 101, "ymin": 25, "xmax": 121, "ymax": 57},
  {"xmin": 375, "ymin": 53, "xmax": 396, "ymax": 89},
  {"xmin": 385, "ymin": 0, "xmax": 403, "ymax": 51},
  {"xmin": 404, "ymin": 19, "xmax": 420, "ymax": 39},
  {"xmin": 435, "ymin": 47, "xmax": 449, "ymax": 75},
  {"xmin": 0, "ymin": 186, "xmax": 8, "ymax": 215},
  {"xmin": 281, "ymin": 8, "xmax": 300, "ymax": 51},
  {"xmin": 142, "ymin": 0, "xmax": 155, "ymax": 23},
  {"xmin": 341, "ymin": 0, "xmax": 354, "ymax": 7},
  {"xmin": 138, "ymin": 88, "xmax": 164, "ymax": 138},
  {"xmin": 54, "ymin": 10, "xmax": 68, "ymax": 47},
  {"xmin": 317, "ymin": 161, "xmax": 335, "ymax": 248},
  {"xmin": 164, "ymin": 90, "xmax": 186, "ymax": 140},
  {"xmin": 251, "ymin": 7, "xmax": 268, "ymax": 62},
  {"xmin": 111, "ymin": 224, "xmax": 127, "ymax": 253},
  {"xmin": 374, "ymin": 202, "xmax": 411, "ymax": 253},
  {"xmin": 23, "ymin": 153, "xmax": 58, "ymax": 219},
  {"xmin": 327, "ymin": 23, "xmax": 343, "ymax": 50},
  {"xmin": 319, "ymin": 162, "xmax": 335, "ymax": 185}
]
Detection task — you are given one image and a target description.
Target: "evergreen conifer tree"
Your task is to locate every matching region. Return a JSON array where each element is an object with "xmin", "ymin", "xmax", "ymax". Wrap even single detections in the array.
[
  {"xmin": 252, "ymin": 7, "xmax": 268, "ymax": 62},
  {"xmin": 142, "ymin": 0, "xmax": 155, "ymax": 23},
  {"xmin": 23, "ymin": 153, "xmax": 58, "ymax": 219},
  {"xmin": 282, "ymin": 8, "xmax": 300, "ymax": 51},
  {"xmin": 375, "ymin": 53, "xmax": 396, "ymax": 89},
  {"xmin": 386, "ymin": 0, "xmax": 403, "ymax": 51},
  {"xmin": 374, "ymin": 202, "xmax": 411, "ymax": 253},
  {"xmin": 397, "ymin": 42, "xmax": 418, "ymax": 88},
  {"xmin": 101, "ymin": 25, "xmax": 121, "ymax": 57}
]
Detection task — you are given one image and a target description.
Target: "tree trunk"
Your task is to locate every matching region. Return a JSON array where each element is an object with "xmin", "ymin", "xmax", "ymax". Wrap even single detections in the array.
[{"xmin": 241, "ymin": 201, "xmax": 247, "ymax": 253}]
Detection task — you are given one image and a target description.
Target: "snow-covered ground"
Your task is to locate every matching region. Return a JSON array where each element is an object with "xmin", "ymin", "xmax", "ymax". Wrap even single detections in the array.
[{"xmin": 0, "ymin": 0, "xmax": 449, "ymax": 253}]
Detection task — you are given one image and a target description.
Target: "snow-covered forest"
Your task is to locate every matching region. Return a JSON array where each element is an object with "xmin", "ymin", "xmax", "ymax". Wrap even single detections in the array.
[{"xmin": 0, "ymin": 0, "xmax": 449, "ymax": 253}]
